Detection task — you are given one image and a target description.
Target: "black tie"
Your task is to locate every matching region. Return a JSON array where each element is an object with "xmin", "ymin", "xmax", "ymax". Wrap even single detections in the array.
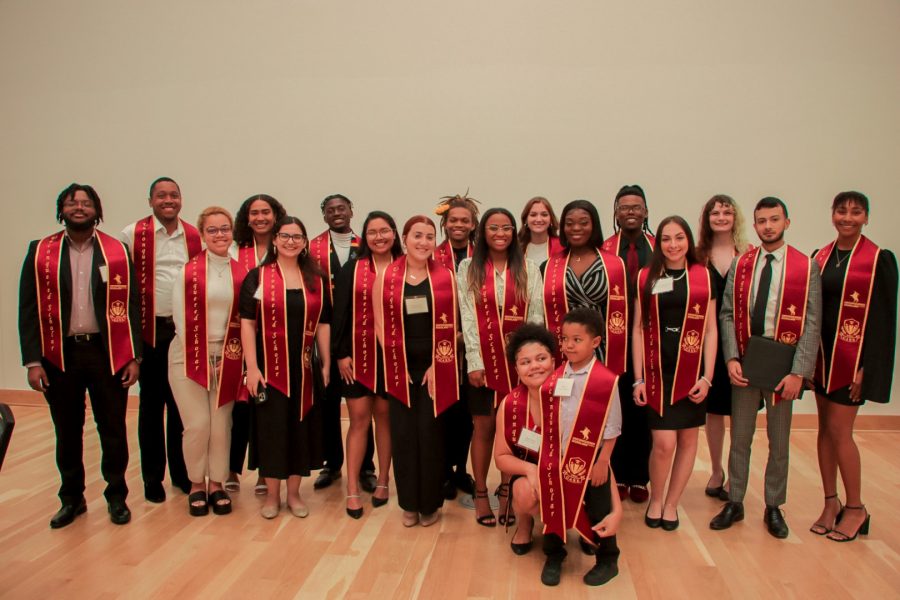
[{"xmin": 751, "ymin": 254, "xmax": 775, "ymax": 336}]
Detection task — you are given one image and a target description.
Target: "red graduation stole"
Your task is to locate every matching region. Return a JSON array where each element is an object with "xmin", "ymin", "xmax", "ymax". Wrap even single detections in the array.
[
  {"xmin": 813, "ymin": 236, "xmax": 879, "ymax": 393},
  {"xmin": 132, "ymin": 216, "xmax": 202, "ymax": 346},
  {"xmin": 237, "ymin": 240, "xmax": 264, "ymax": 272},
  {"xmin": 638, "ymin": 264, "xmax": 711, "ymax": 415},
  {"xmin": 502, "ymin": 384, "xmax": 539, "ymax": 463},
  {"xmin": 538, "ymin": 361, "xmax": 617, "ymax": 544},
  {"xmin": 601, "ymin": 231, "xmax": 656, "ymax": 255},
  {"xmin": 309, "ymin": 230, "xmax": 361, "ymax": 303},
  {"xmin": 352, "ymin": 257, "xmax": 378, "ymax": 393},
  {"xmin": 381, "ymin": 256, "xmax": 460, "ymax": 416},
  {"xmin": 541, "ymin": 249, "xmax": 629, "ymax": 373},
  {"xmin": 434, "ymin": 240, "xmax": 472, "ymax": 271},
  {"xmin": 733, "ymin": 245, "xmax": 811, "ymax": 403},
  {"xmin": 260, "ymin": 263, "xmax": 323, "ymax": 420},
  {"xmin": 472, "ymin": 259, "xmax": 527, "ymax": 405},
  {"xmin": 182, "ymin": 251, "xmax": 248, "ymax": 407},
  {"xmin": 36, "ymin": 230, "xmax": 137, "ymax": 374}
]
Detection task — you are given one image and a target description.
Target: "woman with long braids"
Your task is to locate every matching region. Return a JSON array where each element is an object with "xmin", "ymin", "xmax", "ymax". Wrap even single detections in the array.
[
  {"xmin": 332, "ymin": 211, "xmax": 403, "ymax": 518},
  {"xmin": 518, "ymin": 196, "xmax": 562, "ymax": 265},
  {"xmin": 240, "ymin": 216, "xmax": 331, "ymax": 519},
  {"xmin": 694, "ymin": 195, "xmax": 750, "ymax": 500},
  {"xmin": 227, "ymin": 194, "xmax": 286, "ymax": 494},
  {"xmin": 457, "ymin": 207, "xmax": 544, "ymax": 526},
  {"xmin": 632, "ymin": 216, "xmax": 717, "ymax": 531}
]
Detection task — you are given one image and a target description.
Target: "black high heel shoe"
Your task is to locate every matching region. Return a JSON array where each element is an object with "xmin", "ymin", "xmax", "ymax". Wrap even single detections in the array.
[
  {"xmin": 510, "ymin": 527, "xmax": 533, "ymax": 555},
  {"xmin": 827, "ymin": 505, "xmax": 870, "ymax": 542},
  {"xmin": 474, "ymin": 489, "xmax": 496, "ymax": 527},
  {"xmin": 346, "ymin": 494, "xmax": 363, "ymax": 519},
  {"xmin": 644, "ymin": 506, "xmax": 661, "ymax": 529},
  {"xmin": 705, "ymin": 474, "xmax": 726, "ymax": 498},
  {"xmin": 495, "ymin": 483, "xmax": 516, "ymax": 528},
  {"xmin": 372, "ymin": 484, "xmax": 389, "ymax": 508},
  {"xmin": 809, "ymin": 494, "xmax": 843, "ymax": 535}
]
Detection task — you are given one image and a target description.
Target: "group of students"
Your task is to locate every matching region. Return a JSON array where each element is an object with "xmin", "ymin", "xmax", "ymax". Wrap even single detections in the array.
[{"xmin": 18, "ymin": 179, "xmax": 896, "ymax": 588}]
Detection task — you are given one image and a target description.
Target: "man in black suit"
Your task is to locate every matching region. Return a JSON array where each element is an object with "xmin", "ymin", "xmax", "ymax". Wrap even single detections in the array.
[{"xmin": 19, "ymin": 183, "xmax": 142, "ymax": 528}]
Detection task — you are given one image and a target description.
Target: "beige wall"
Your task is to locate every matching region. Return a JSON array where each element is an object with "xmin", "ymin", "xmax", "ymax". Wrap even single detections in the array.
[{"xmin": 2, "ymin": 1, "xmax": 899, "ymax": 414}]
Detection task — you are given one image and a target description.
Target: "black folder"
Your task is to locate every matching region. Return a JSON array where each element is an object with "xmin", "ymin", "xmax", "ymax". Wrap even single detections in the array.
[{"xmin": 741, "ymin": 336, "xmax": 796, "ymax": 392}]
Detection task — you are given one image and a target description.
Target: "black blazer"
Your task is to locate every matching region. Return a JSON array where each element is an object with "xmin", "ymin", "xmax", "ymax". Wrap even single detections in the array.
[{"xmin": 19, "ymin": 235, "xmax": 142, "ymax": 368}]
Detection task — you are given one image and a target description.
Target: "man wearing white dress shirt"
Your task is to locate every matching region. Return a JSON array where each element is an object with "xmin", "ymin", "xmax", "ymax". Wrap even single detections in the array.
[{"xmin": 121, "ymin": 177, "xmax": 202, "ymax": 502}]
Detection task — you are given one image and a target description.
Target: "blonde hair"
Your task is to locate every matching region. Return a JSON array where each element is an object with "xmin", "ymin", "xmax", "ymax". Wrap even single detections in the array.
[
  {"xmin": 696, "ymin": 195, "xmax": 748, "ymax": 263},
  {"xmin": 197, "ymin": 206, "xmax": 234, "ymax": 231}
]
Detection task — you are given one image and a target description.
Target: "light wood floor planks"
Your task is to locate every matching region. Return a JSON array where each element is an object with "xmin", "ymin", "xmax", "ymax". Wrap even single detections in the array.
[{"xmin": 0, "ymin": 404, "xmax": 898, "ymax": 599}]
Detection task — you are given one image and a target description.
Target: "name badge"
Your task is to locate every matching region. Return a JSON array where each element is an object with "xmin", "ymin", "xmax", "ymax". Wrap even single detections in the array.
[
  {"xmin": 253, "ymin": 285, "xmax": 263, "ymax": 301},
  {"xmin": 99, "ymin": 265, "xmax": 109, "ymax": 283},
  {"xmin": 517, "ymin": 428, "xmax": 542, "ymax": 452},
  {"xmin": 652, "ymin": 277, "xmax": 674, "ymax": 295},
  {"xmin": 405, "ymin": 296, "xmax": 428, "ymax": 315},
  {"xmin": 554, "ymin": 377, "xmax": 575, "ymax": 397}
]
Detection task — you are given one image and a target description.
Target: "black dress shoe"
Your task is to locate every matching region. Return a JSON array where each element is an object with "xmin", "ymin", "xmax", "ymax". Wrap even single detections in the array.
[
  {"xmin": 108, "ymin": 499, "xmax": 131, "ymax": 525},
  {"xmin": 442, "ymin": 479, "xmax": 458, "ymax": 500},
  {"xmin": 313, "ymin": 468, "xmax": 341, "ymax": 490},
  {"xmin": 50, "ymin": 499, "xmax": 87, "ymax": 529},
  {"xmin": 644, "ymin": 506, "xmax": 662, "ymax": 529},
  {"xmin": 144, "ymin": 482, "xmax": 166, "ymax": 503},
  {"xmin": 710, "ymin": 501, "xmax": 744, "ymax": 530},
  {"xmin": 583, "ymin": 560, "xmax": 619, "ymax": 586},
  {"xmin": 764, "ymin": 505, "xmax": 789, "ymax": 539},
  {"xmin": 359, "ymin": 471, "xmax": 377, "ymax": 494},
  {"xmin": 540, "ymin": 554, "xmax": 565, "ymax": 586}
]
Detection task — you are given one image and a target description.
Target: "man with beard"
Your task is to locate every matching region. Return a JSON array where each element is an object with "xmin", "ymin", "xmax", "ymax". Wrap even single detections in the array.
[
  {"xmin": 19, "ymin": 183, "xmax": 141, "ymax": 527},
  {"xmin": 710, "ymin": 197, "xmax": 821, "ymax": 538},
  {"xmin": 121, "ymin": 177, "xmax": 202, "ymax": 502},
  {"xmin": 602, "ymin": 185, "xmax": 655, "ymax": 504},
  {"xmin": 309, "ymin": 194, "xmax": 377, "ymax": 493}
]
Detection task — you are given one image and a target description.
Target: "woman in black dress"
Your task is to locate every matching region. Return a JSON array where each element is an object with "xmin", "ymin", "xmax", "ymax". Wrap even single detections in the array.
[
  {"xmin": 810, "ymin": 191, "xmax": 897, "ymax": 542},
  {"xmin": 240, "ymin": 216, "xmax": 331, "ymax": 519},
  {"xmin": 633, "ymin": 217, "xmax": 717, "ymax": 530},
  {"xmin": 694, "ymin": 195, "xmax": 751, "ymax": 499},
  {"xmin": 374, "ymin": 215, "xmax": 460, "ymax": 527},
  {"xmin": 333, "ymin": 211, "xmax": 402, "ymax": 518}
]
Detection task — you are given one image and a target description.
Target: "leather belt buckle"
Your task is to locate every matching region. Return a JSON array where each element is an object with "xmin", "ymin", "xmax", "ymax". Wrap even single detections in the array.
[{"xmin": 72, "ymin": 333, "xmax": 96, "ymax": 343}]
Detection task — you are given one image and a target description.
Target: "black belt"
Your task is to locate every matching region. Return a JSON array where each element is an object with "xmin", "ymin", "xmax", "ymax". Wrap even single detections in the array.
[
  {"xmin": 68, "ymin": 333, "xmax": 101, "ymax": 343},
  {"xmin": 156, "ymin": 316, "xmax": 175, "ymax": 325}
]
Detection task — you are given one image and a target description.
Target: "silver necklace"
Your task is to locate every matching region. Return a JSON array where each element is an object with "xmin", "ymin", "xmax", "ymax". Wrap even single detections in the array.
[
  {"xmin": 666, "ymin": 268, "xmax": 687, "ymax": 281},
  {"xmin": 835, "ymin": 248, "xmax": 852, "ymax": 268}
]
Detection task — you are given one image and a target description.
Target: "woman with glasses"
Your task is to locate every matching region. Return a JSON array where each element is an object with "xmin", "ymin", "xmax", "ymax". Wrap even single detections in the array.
[
  {"xmin": 240, "ymin": 216, "xmax": 331, "ymax": 519},
  {"xmin": 457, "ymin": 207, "xmax": 544, "ymax": 526},
  {"xmin": 332, "ymin": 211, "xmax": 402, "ymax": 518},
  {"xmin": 227, "ymin": 194, "xmax": 287, "ymax": 494},
  {"xmin": 169, "ymin": 207, "xmax": 248, "ymax": 516}
]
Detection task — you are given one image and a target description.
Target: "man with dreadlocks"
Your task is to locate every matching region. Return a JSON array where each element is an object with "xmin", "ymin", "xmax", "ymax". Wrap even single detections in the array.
[
  {"xmin": 434, "ymin": 193, "xmax": 479, "ymax": 499},
  {"xmin": 602, "ymin": 184, "xmax": 656, "ymax": 504}
]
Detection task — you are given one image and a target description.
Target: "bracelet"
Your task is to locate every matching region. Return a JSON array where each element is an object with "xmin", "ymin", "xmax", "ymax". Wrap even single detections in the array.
[
  {"xmin": 632, "ymin": 379, "xmax": 645, "ymax": 387},
  {"xmin": 700, "ymin": 375, "xmax": 713, "ymax": 387}
]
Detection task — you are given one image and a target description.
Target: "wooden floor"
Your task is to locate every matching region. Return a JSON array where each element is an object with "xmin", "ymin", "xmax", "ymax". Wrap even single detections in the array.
[{"xmin": 0, "ymin": 405, "xmax": 898, "ymax": 599}]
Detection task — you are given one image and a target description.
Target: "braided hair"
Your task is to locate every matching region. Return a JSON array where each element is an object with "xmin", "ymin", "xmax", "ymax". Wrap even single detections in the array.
[{"xmin": 435, "ymin": 192, "xmax": 480, "ymax": 243}]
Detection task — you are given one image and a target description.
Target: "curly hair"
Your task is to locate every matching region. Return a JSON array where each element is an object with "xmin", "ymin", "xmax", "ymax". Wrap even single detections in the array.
[
  {"xmin": 695, "ymin": 194, "xmax": 749, "ymax": 263},
  {"xmin": 233, "ymin": 194, "xmax": 287, "ymax": 246}
]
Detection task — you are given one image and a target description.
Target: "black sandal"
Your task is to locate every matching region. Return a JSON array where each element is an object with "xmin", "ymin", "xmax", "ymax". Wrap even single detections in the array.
[
  {"xmin": 809, "ymin": 494, "xmax": 843, "ymax": 535},
  {"xmin": 827, "ymin": 505, "xmax": 870, "ymax": 542},
  {"xmin": 188, "ymin": 491, "xmax": 209, "ymax": 517},
  {"xmin": 495, "ymin": 483, "xmax": 516, "ymax": 528},
  {"xmin": 208, "ymin": 490, "xmax": 232, "ymax": 516},
  {"xmin": 474, "ymin": 489, "xmax": 496, "ymax": 527}
]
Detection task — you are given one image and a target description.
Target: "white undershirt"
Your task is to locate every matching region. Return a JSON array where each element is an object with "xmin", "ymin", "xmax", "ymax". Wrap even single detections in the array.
[{"xmin": 330, "ymin": 230, "xmax": 354, "ymax": 266}]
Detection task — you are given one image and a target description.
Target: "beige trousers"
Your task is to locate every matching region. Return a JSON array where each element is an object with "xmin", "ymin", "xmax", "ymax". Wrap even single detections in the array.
[{"xmin": 168, "ymin": 339, "xmax": 234, "ymax": 484}]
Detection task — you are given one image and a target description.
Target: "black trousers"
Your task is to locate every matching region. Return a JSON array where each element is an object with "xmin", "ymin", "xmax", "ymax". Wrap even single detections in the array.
[
  {"xmin": 321, "ymin": 362, "xmax": 375, "ymax": 475},
  {"xmin": 543, "ymin": 467, "xmax": 620, "ymax": 564},
  {"xmin": 229, "ymin": 401, "xmax": 250, "ymax": 474},
  {"xmin": 137, "ymin": 318, "xmax": 188, "ymax": 488},
  {"xmin": 389, "ymin": 384, "xmax": 446, "ymax": 514},
  {"xmin": 43, "ymin": 337, "xmax": 129, "ymax": 504},
  {"xmin": 610, "ymin": 372, "xmax": 651, "ymax": 486}
]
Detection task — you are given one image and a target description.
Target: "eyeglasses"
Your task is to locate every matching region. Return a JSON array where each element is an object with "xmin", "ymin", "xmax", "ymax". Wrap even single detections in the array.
[
  {"xmin": 617, "ymin": 204, "xmax": 645, "ymax": 214},
  {"xmin": 204, "ymin": 226, "xmax": 232, "ymax": 237},
  {"xmin": 366, "ymin": 228, "xmax": 394, "ymax": 238},
  {"xmin": 276, "ymin": 233, "xmax": 306, "ymax": 243},
  {"xmin": 486, "ymin": 225, "xmax": 515, "ymax": 233}
]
